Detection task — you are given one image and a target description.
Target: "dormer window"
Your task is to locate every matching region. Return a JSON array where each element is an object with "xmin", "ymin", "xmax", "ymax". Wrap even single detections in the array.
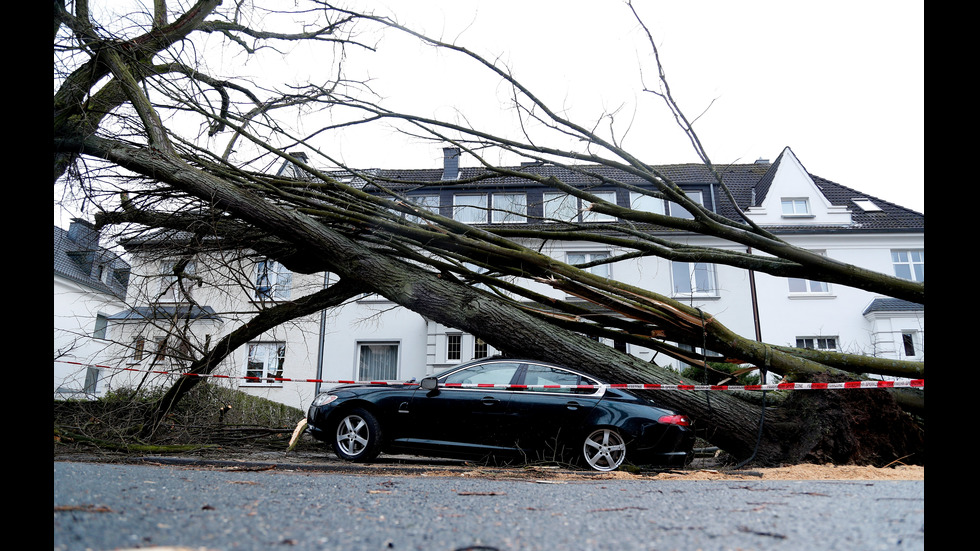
[
  {"xmin": 543, "ymin": 191, "xmax": 616, "ymax": 223},
  {"xmin": 453, "ymin": 193, "xmax": 487, "ymax": 224},
  {"xmin": 781, "ymin": 198, "xmax": 811, "ymax": 217},
  {"xmin": 668, "ymin": 190, "xmax": 704, "ymax": 219},
  {"xmin": 630, "ymin": 191, "xmax": 667, "ymax": 215},
  {"xmin": 491, "ymin": 193, "xmax": 527, "ymax": 223},
  {"xmin": 406, "ymin": 194, "xmax": 440, "ymax": 223}
]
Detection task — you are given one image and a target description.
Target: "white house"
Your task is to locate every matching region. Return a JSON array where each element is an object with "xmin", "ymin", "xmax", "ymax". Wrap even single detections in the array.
[
  {"xmin": 54, "ymin": 219, "xmax": 131, "ymax": 398},
  {"xmin": 99, "ymin": 147, "xmax": 923, "ymax": 410}
]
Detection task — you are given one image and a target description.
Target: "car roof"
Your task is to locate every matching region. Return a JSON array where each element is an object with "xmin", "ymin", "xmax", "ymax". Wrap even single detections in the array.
[{"xmin": 433, "ymin": 357, "xmax": 607, "ymax": 383}]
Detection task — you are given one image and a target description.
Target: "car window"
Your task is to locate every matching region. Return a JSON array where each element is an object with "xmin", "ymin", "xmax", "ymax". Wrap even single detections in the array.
[
  {"xmin": 524, "ymin": 364, "xmax": 599, "ymax": 395},
  {"xmin": 442, "ymin": 362, "xmax": 522, "ymax": 386}
]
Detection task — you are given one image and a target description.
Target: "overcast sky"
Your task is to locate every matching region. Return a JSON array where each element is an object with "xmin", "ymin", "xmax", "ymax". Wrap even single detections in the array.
[
  {"xmin": 55, "ymin": 1, "xmax": 924, "ymax": 229},
  {"xmin": 328, "ymin": 0, "xmax": 924, "ymax": 213}
]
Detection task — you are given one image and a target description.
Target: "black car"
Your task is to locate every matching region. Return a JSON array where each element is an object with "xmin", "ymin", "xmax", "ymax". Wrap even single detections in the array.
[{"xmin": 307, "ymin": 358, "xmax": 695, "ymax": 471}]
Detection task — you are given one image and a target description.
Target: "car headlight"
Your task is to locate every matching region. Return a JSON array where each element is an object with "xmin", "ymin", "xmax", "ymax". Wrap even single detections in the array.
[{"xmin": 311, "ymin": 394, "xmax": 339, "ymax": 407}]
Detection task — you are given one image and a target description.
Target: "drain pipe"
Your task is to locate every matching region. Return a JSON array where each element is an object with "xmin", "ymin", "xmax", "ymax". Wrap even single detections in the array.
[{"xmin": 315, "ymin": 271, "xmax": 331, "ymax": 396}]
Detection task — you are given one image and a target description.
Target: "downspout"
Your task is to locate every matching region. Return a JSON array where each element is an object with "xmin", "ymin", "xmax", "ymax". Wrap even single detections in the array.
[
  {"xmin": 315, "ymin": 271, "xmax": 331, "ymax": 396},
  {"xmin": 746, "ymin": 247, "xmax": 764, "ymax": 380}
]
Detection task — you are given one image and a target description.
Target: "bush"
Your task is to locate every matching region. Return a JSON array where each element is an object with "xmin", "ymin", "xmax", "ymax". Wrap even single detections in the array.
[{"xmin": 54, "ymin": 381, "xmax": 306, "ymax": 451}]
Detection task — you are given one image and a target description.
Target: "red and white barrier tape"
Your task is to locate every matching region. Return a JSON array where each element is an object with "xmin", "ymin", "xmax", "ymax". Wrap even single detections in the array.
[{"xmin": 56, "ymin": 360, "xmax": 924, "ymax": 391}]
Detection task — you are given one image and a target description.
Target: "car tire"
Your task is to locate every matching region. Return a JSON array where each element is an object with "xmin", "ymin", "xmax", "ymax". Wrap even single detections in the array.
[
  {"xmin": 333, "ymin": 408, "xmax": 382, "ymax": 462},
  {"xmin": 581, "ymin": 427, "xmax": 627, "ymax": 471}
]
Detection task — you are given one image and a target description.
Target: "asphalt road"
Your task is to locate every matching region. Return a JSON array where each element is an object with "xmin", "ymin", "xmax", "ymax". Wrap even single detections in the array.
[{"xmin": 54, "ymin": 460, "xmax": 923, "ymax": 551}]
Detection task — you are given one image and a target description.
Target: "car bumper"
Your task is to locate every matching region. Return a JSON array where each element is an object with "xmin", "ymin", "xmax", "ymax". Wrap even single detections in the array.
[{"xmin": 630, "ymin": 424, "xmax": 696, "ymax": 466}]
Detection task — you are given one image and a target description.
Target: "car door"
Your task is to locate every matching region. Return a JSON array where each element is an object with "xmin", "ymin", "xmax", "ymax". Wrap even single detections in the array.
[
  {"xmin": 507, "ymin": 363, "xmax": 604, "ymax": 455},
  {"xmin": 402, "ymin": 360, "xmax": 524, "ymax": 454}
]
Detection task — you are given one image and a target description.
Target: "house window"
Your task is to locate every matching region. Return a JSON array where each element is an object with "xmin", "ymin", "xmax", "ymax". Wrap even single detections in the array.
[
  {"xmin": 407, "ymin": 194, "xmax": 440, "ymax": 222},
  {"xmin": 901, "ymin": 332, "xmax": 918, "ymax": 357},
  {"xmin": 245, "ymin": 342, "xmax": 286, "ymax": 385},
  {"xmin": 83, "ymin": 366, "xmax": 99, "ymax": 393},
  {"xmin": 543, "ymin": 191, "xmax": 616, "ymax": 222},
  {"xmin": 542, "ymin": 192, "xmax": 579, "ymax": 222},
  {"xmin": 491, "ymin": 193, "xmax": 527, "ymax": 223},
  {"xmin": 788, "ymin": 277, "xmax": 829, "ymax": 294},
  {"xmin": 796, "ymin": 337, "xmax": 838, "ymax": 351},
  {"xmin": 668, "ymin": 190, "xmax": 704, "ymax": 219},
  {"xmin": 447, "ymin": 334, "xmax": 462, "ymax": 361},
  {"xmin": 781, "ymin": 198, "xmax": 811, "ymax": 216},
  {"xmin": 255, "ymin": 259, "xmax": 292, "ymax": 300},
  {"xmin": 153, "ymin": 336, "xmax": 169, "ymax": 363},
  {"xmin": 891, "ymin": 250, "xmax": 924, "ymax": 282},
  {"xmin": 152, "ymin": 335, "xmax": 193, "ymax": 367},
  {"xmin": 671, "ymin": 261, "xmax": 716, "ymax": 297},
  {"xmin": 474, "ymin": 337, "xmax": 488, "ymax": 359},
  {"xmin": 357, "ymin": 342, "xmax": 399, "ymax": 380},
  {"xmin": 132, "ymin": 336, "xmax": 146, "ymax": 361},
  {"xmin": 93, "ymin": 314, "xmax": 108, "ymax": 340},
  {"xmin": 788, "ymin": 251, "xmax": 830, "ymax": 294},
  {"xmin": 453, "ymin": 194, "xmax": 488, "ymax": 224},
  {"xmin": 629, "ymin": 191, "xmax": 666, "ymax": 215},
  {"xmin": 157, "ymin": 259, "xmax": 197, "ymax": 303},
  {"xmin": 583, "ymin": 191, "xmax": 617, "ymax": 222},
  {"xmin": 568, "ymin": 252, "xmax": 611, "ymax": 279}
]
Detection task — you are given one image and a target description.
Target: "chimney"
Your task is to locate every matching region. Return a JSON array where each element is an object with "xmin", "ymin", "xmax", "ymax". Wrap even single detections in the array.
[
  {"xmin": 441, "ymin": 147, "xmax": 460, "ymax": 181},
  {"xmin": 67, "ymin": 218, "xmax": 100, "ymax": 250}
]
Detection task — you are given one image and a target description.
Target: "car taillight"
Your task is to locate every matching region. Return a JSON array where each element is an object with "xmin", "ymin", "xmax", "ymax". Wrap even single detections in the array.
[{"xmin": 658, "ymin": 414, "xmax": 691, "ymax": 426}]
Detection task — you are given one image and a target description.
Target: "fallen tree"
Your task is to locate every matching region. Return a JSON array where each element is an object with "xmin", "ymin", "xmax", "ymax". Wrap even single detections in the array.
[{"xmin": 55, "ymin": 1, "xmax": 923, "ymax": 466}]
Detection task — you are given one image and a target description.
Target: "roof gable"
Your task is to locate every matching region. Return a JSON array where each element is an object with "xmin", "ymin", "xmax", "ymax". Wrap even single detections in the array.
[{"xmin": 744, "ymin": 147, "xmax": 852, "ymax": 226}]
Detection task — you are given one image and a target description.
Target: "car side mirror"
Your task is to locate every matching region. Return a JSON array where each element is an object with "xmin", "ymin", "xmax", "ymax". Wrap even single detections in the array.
[{"xmin": 420, "ymin": 377, "xmax": 439, "ymax": 391}]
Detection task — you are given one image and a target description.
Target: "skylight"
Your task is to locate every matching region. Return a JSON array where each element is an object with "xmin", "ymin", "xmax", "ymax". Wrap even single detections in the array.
[{"xmin": 852, "ymin": 198, "xmax": 882, "ymax": 212}]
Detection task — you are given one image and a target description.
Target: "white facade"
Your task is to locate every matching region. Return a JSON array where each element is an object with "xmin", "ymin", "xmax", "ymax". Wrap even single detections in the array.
[
  {"xmin": 54, "ymin": 275, "xmax": 128, "ymax": 397},
  {"xmin": 97, "ymin": 147, "xmax": 923, "ymax": 410},
  {"xmin": 54, "ymin": 221, "xmax": 131, "ymax": 399}
]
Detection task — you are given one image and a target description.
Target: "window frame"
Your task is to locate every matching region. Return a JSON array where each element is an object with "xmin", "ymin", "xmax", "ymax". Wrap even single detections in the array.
[
  {"xmin": 629, "ymin": 191, "xmax": 667, "ymax": 216},
  {"xmin": 406, "ymin": 194, "xmax": 440, "ymax": 223},
  {"xmin": 891, "ymin": 250, "xmax": 924, "ymax": 282},
  {"xmin": 356, "ymin": 341, "xmax": 400, "ymax": 381},
  {"xmin": 157, "ymin": 259, "xmax": 197, "ymax": 303},
  {"xmin": 795, "ymin": 336, "xmax": 839, "ymax": 351},
  {"xmin": 901, "ymin": 331, "xmax": 921, "ymax": 358},
  {"xmin": 490, "ymin": 192, "xmax": 528, "ymax": 223},
  {"xmin": 567, "ymin": 251, "xmax": 612, "ymax": 279},
  {"xmin": 447, "ymin": 334, "xmax": 462, "ymax": 361},
  {"xmin": 787, "ymin": 250, "xmax": 831, "ymax": 295},
  {"xmin": 668, "ymin": 190, "xmax": 704, "ymax": 220},
  {"xmin": 543, "ymin": 191, "xmax": 617, "ymax": 223},
  {"xmin": 452, "ymin": 193, "xmax": 488, "ymax": 224},
  {"xmin": 583, "ymin": 191, "xmax": 617, "ymax": 222},
  {"xmin": 93, "ymin": 313, "xmax": 108, "ymax": 340},
  {"xmin": 473, "ymin": 336, "xmax": 489, "ymax": 359},
  {"xmin": 254, "ymin": 259, "xmax": 292, "ymax": 301},
  {"xmin": 670, "ymin": 261, "xmax": 717, "ymax": 297},
  {"xmin": 243, "ymin": 342, "xmax": 286, "ymax": 386},
  {"xmin": 780, "ymin": 197, "xmax": 812, "ymax": 217}
]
